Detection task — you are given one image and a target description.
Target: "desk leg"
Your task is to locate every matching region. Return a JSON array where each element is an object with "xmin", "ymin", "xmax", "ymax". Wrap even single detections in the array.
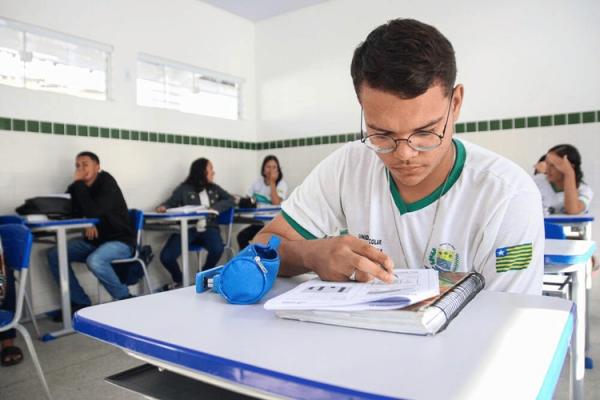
[
  {"xmin": 585, "ymin": 261, "xmax": 593, "ymax": 369},
  {"xmin": 181, "ymin": 220, "xmax": 190, "ymax": 287},
  {"xmin": 570, "ymin": 265, "xmax": 586, "ymax": 400},
  {"xmin": 42, "ymin": 228, "xmax": 74, "ymax": 341},
  {"xmin": 584, "ymin": 221, "xmax": 593, "ymax": 369}
]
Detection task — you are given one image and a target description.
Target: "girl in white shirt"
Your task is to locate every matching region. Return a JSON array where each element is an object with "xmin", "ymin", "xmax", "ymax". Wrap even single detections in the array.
[
  {"xmin": 237, "ymin": 155, "xmax": 288, "ymax": 250},
  {"xmin": 534, "ymin": 144, "xmax": 593, "ymax": 215}
]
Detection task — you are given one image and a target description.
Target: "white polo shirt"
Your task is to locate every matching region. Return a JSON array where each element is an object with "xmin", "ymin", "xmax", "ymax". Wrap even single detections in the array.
[
  {"xmin": 533, "ymin": 174, "xmax": 593, "ymax": 214},
  {"xmin": 248, "ymin": 178, "xmax": 288, "ymax": 206},
  {"xmin": 282, "ymin": 139, "xmax": 544, "ymax": 295}
]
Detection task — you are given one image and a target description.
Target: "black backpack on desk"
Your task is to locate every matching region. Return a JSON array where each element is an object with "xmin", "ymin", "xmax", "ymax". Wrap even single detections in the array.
[{"xmin": 15, "ymin": 197, "xmax": 72, "ymax": 219}]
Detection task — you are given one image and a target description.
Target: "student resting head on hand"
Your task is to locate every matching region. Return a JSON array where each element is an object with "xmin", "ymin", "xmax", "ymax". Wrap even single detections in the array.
[{"xmin": 534, "ymin": 144, "xmax": 593, "ymax": 215}]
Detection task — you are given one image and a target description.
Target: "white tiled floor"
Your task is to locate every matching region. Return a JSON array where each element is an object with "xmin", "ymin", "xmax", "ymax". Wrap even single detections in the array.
[{"xmin": 1, "ymin": 277, "xmax": 600, "ymax": 400}]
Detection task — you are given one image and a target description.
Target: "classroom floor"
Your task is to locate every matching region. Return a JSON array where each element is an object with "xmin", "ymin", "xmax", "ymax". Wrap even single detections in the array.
[{"xmin": 1, "ymin": 279, "xmax": 599, "ymax": 400}]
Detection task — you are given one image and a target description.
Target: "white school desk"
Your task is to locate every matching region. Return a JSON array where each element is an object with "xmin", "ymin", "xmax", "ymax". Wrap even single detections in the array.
[
  {"xmin": 74, "ymin": 277, "xmax": 574, "ymax": 400},
  {"xmin": 235, "ymin": 206, "xmax": 281, "ymax": 223},
  {"xmin": 544, "ymin": 238, "xmax": 596, "ymax": 399},
  {"xmin": 27, "ymin": 218, "xmax": 98, "ymax": 340},
  {"xmin": 144, "ymin": 210, "xmax": 218, "ymax": 286},
  {"xmin": 545, "ymin": 214, "xmax": 596, "ymax": 369}
]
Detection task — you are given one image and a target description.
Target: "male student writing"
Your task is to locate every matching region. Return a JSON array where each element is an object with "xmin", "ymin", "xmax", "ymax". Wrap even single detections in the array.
[
  {"xmin": 254, "ymin": 18, "xmax": 543, "ymax": 294},
  {"xmin": 47, "ymin": 151, "xmax": 135, "ymax": 317}
]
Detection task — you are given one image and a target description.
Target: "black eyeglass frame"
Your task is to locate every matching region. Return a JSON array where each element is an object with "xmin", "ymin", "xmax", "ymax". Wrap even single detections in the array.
[{"xmin": 360, "ymin": 89, "xmax": 455, "ymax": 153}]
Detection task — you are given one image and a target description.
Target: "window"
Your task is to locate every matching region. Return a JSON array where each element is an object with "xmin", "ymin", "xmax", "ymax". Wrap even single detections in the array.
[
  {"xmin": 0, "ymin": 17, "xmax": 110, "ymax": 100},
  {"xmin": 137, "ymin": 54, "xmax": 242, "ymax": 120}
]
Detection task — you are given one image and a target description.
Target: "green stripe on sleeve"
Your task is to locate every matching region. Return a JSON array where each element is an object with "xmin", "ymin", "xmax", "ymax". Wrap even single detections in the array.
[{"xmin": 281, "ymin": 210, "xmax": 318, "ymax": 240}]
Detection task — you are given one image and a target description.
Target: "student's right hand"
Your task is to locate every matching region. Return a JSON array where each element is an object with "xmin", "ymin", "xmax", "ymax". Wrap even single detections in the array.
[
  {"xmin": 305, "ymin": 236, "xmax": 395, "ymax": 283},
  {"xmin": 73, "ymin": 168, "xmax": 87, "ymax": 182},
  {"xmin": 155, "ymin": 206, "xmax": 167, "ymax": 213},
  {"xmin": 266, "ymin": 170, "xmax": 278, "ymax": 186},
  {"xmin": 84, "ymin": 227, "xmax": 98, "ymax": 240}
]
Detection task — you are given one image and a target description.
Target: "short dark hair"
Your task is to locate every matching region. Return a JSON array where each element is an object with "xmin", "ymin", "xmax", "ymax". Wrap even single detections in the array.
[
  {"xmin": 351, "ymin": 18, "xmax": 456, "ymax": 99},
  {"xmin": 548, "ymin": 144, "xmax": 584, "ymax": 186},
  {"xmin": 76, "ymin": 151, "xmax": 100, "ymax": 164},
  {"xmin": 261, "ymin": 155, "xmax": 283, "ymax": 185},
  {"xmin": 184, "ymin": 158, "xmax": 210, "ymax": 192}
]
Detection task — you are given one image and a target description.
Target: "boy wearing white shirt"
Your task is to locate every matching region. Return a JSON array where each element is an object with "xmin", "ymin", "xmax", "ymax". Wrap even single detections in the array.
[{"xmin": 254, "ymin": 18, "xmax": 543, "ymax": 294}]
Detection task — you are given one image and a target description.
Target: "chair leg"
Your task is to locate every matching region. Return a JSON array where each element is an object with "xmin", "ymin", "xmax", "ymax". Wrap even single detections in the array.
[
  {"xmin": 97, "ymin": 283, "xmax": 102, "ymax": 304},
  {"xmin": 139, "ymin": 261, "xmax": 154, "ymax": 295},
  {"xmin": 14, "ymin": 324, "xmax": 53, "ymax": 400},
  {"xmin": 23, "ymin": 291, "xmax": 41, "ymax": 339},
  {"xmin": 223, "ymin": 246, "xmax": 234, "ymax": 262}
]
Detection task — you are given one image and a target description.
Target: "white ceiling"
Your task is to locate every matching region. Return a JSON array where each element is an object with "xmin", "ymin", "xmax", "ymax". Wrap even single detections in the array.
[{"xmin": 199, "ymin": 0, "xmax": 329, "ymax": 21}]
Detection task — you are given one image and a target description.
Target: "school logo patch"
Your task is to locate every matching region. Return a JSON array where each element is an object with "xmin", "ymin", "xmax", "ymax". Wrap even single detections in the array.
[
  {"xmin": 495, "ymin": 243, "xmax": 532, "ymax": 273},
  {"xmin": 428, "ymin": 243, "xmax": 460, "ymax": 272}
]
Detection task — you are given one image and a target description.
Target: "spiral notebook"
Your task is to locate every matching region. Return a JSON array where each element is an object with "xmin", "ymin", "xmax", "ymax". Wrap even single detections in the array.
[{"xmin": 273, "ymin": 271, "xmax": 485, "ymax": 336}]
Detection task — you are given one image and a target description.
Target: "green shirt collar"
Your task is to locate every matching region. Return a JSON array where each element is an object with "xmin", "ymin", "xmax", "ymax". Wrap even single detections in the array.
[{"xmin": 388, "ymin": 139, "xmax": 466, "ymax": 215}]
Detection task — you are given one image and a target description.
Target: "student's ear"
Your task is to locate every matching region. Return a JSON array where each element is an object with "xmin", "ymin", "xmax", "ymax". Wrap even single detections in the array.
[{"xmin": 451, "ymin": 84, "xmax": 464, "ymax": 124}]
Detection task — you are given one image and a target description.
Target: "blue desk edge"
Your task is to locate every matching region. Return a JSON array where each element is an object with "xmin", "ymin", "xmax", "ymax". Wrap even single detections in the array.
[
  {"xmin": 537, "ymin": 303, "xmax": 575, "ymax": 400},
  {"xmin": 73, "ymin": 314, "xmax": 402, "ymax": 400},
  {"xmin": 545, "ymin": 243, "xmax": 597, "ymax": 265}
]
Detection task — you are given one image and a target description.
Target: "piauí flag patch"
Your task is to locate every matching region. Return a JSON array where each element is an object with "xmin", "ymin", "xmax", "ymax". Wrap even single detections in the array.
[{"xmin": 495, "ymin": 243, "xmax": 533, "ymax": 273}]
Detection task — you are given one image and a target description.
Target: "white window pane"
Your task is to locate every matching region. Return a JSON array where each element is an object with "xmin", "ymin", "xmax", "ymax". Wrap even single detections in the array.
[
  {"xmin": 137, "ymin": 78, "xmax": 169, "ymax": 108},
  {"xmin": 137, "ymin": 60, "xmax": 164, "ymax": 83},
  {"xmin": 136, "ymin": 56, "xmax": 241, "ymax": 120},
  {"xmin": 23, "ymin": 32, "xmax": 107, "ymax": 100},
  {"xmin": 0, "ymin": 26, "xmax": 24, "ymax": 87},
  {"xmin": 166, "ymin": 66, "xmax": 193, "ymax": 88}
]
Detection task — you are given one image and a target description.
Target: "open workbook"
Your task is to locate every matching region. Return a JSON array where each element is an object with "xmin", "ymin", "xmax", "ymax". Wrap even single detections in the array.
[{"xmin": 266, "ymin": 270, "xmax": 485, "ymax": 336}]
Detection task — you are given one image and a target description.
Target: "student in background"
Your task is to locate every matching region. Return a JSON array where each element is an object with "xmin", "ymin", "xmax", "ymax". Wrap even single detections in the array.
[
  {"xmin": 47, "ymin": 151, "xmax": 135, "ymax": 319},
  {"xmin": 534, "ymin": 144, "xmax": 593, "ymax": 215},
  {"xmin": 254, "ymin": 18, "xmax": 544, "ymax": 294},
  {"xmin": 156, "ymin": 158, "xmax": 234, "ymax": 289},
  {"xmin": 237, "ymin": 155, "xmax": 288, "ymax": 250}
]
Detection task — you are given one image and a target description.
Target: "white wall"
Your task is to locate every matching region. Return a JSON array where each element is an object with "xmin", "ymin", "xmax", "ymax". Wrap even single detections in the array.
[
  {"xmin": 0, "ymin": 0, "xmax": 258, "ymax": 313},
  {"xmin": 256, "ymin": 0, "xmax": 600, "ymax": 140}
]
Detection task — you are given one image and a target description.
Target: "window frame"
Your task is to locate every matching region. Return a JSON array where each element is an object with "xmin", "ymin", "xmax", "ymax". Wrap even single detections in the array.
[
  {"xmin": 137, "ymin": 53, "xmax": 244, "ymax": 120},
  {"xmin": 0, "ymin": 17, "xmax": 112, "ymax": 100}
]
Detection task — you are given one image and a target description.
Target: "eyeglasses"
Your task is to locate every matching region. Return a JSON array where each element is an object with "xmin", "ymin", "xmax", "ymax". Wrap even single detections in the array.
[{"xmin": 361, "ymin": 91, "xmax": 454, "ymax": 153}]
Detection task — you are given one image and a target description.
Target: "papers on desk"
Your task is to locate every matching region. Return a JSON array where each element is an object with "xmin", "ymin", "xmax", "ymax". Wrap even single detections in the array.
[
  {"xmin": 24, "ymin": 214, "xmax": 49, "ymax": 223},
  {"xmin": 41, "ymin": 193, "xmax": 71, "ymax": 199},
  {"xmin": 264, "ymin": 269, "xmax": 440, "ymax": 311},
  {"xmin": 166, "ymin": 205, "xmax": 209, "ymax": 214}
]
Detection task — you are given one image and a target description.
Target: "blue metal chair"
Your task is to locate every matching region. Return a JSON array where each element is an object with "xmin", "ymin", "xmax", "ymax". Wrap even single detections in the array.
[
  {"xmin": 545, "ymin": 222, "xmax": 566, "ymax": 239},
  {"xmin": 110, "ymin": 209, "xmax": 154, "ymax": 294},
  {"xmin": 0, "ymin": 215, "xmax": 25, "ymax": 225},
  {"xmin": 189, "ymin": 208, "xmax": 235, "ymax": 270},
  {"xmin": 0, "ymin": 224, "xmax": 52, "ymax": 399},
  {"xmin": 0, "ymin": 217, "xmax": 41, "ymax": 338}
]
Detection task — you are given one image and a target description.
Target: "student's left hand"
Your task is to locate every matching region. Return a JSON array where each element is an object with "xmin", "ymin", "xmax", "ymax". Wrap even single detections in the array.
[
  {"xmin": 546, "ymin": 153, "xmax": 575, "ymax": 177},
  {"xmin": 84, "ymin": 227, "xmax": 98, "ymax": 240}
]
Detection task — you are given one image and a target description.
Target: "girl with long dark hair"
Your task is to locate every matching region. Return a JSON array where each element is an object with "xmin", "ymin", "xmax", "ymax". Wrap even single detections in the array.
[
  {"xmin": 534, "ymin": 144, "xmax": 593, "ymax": 215},
  {"xmin": 156, "ymin": 158, "xmax": 235, "ymax": 289}
]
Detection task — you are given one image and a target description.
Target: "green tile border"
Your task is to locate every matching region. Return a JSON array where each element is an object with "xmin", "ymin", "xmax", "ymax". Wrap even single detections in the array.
[{"xmin": 1, "ymin": 110, "xmax": 599, "ymax": 150}]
